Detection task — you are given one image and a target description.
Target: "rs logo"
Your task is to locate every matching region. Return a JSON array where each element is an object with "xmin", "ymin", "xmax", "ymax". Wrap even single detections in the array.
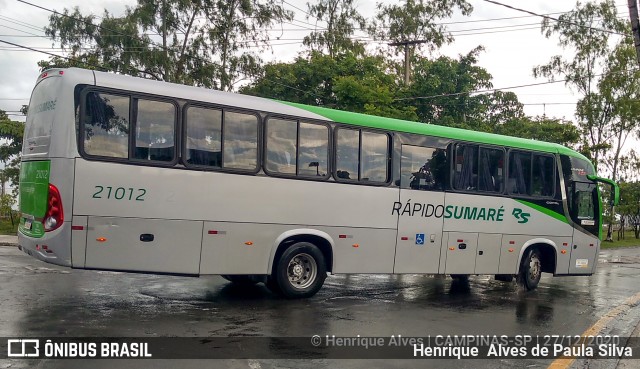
[{"xmin": 512, "ymin": 208, "xmax": 531, "ymax": 224}]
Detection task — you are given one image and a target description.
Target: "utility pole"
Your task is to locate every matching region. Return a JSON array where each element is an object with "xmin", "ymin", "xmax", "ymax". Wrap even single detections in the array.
[
  {"xmin": 388, "ymin": 39, "xmax": 429, "ymax": 85},
  {"xmin": 628, "ymin": 0, "xmax": 640, "ymax": 65}
]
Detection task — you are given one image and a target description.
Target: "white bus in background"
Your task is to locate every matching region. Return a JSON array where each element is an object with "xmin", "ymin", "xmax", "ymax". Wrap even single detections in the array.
[{"xmin": 18, "ymin": 68, "xmax": 618, "ymax": 298}]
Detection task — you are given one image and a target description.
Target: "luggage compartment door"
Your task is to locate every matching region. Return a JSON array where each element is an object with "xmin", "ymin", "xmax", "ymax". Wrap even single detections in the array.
[{"xmin": 85, "ymin": 217, "xmax": 203, "ymax": 274}]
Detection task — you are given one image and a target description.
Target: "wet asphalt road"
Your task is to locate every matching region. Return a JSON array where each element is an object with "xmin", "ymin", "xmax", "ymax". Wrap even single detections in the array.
[{"xmin": 0, "ymin": 245, "xmax": 639, "ymax": 369}]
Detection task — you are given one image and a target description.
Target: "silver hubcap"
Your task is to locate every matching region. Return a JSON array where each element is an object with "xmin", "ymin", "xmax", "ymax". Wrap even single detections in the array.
[
  {"xmin": 528, "ymin": 253, "xmax": 541, "ymax": 280},
  {"xmin": 287, "ymin": 253, "xmax": 317, "ymax": 289}
]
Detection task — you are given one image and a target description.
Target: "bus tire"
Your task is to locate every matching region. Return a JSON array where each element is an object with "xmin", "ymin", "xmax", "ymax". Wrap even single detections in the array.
[
  {"xmin": 273, "ymin": 242, "xmax": 326, "ymax": 299},
  {"xmin": 221, "ymin": 275, "xmax": 263, "ymax": 285},
  {"xmin": 518, "ymin": 248, "xmax": 542, "ymax": 290}
]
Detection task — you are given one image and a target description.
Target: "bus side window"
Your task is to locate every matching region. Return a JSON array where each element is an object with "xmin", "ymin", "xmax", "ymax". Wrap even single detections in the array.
[
  {"xmin": 134, "ymin": 99, "xmax": 176, "ymax": 162},
  {"xmin": 361, "ymin": 131, "xmax": 389, "ymax": 182},
  {"xmin": 478, "ymin": 147, "xmax": 504, "ymax": 193},
  {"xmin": 401, "ymin": 146, "xmax": 447, "ymax": 191},
  {"xmin": 185, "ymin": 106, "xmax": 222, "ymax": 167},
  {"xmin": 335, "ymin": 128, "xmax": 359, "ymax": 180},
  {"xmin": 223, "ymin": 111, "xmax": 258, "ymax": 170},
  {"xmin": 453, "ymin": 144, "xmax": 478, "ymax": 191},
  {"xmin": 508, "ymin": 151, "xmax": 531, "ymax": 195},
  {"xmin": 335, "ymin": 128, "xmax": 389, "ymax": 183},
  {"xmin": 82, "ymin": 92, "xmax": 130, "ymax": 159},
  {"xmin": 531, "ymin": 154, "xmax": 555, "ymax": 197},
  {"xmin": 298, "ymin": 122, "xmax": 328, "ymax": 177},
  {"xmin": 265, "ymin": 118, "xmax": 297, "ymax": 175}
]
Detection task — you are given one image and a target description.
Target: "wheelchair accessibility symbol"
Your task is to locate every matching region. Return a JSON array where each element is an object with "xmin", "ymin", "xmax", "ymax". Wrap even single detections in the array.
[{"xmin": 415, "ymin": 233, "xmax": 425, "ymax": 245}]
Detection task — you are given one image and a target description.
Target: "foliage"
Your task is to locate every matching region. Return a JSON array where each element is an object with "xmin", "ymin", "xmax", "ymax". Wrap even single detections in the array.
[
  {"xmin": 495, "ymin": 116, "xmax": 581, "ymax": 147},
  {"xmin": 303, "ymin": 0, "xmax": 366, "ymax": 57},
  {"xmin": 241, "ymin": 51, "xmax": 417, "ymax": 120},
  {"xmin": 0, "ymin": 216, "xmax": 18, "ymax": 235},
  {"xmin": 618, "ymin": 181, "xmax": 640, "ymax": 239},
  {"xmin": 405, "ymin": 47, "xmax": 496, "ymax": 130},
  {"xmin": 41, "ymin": 0, "xmax": 293, "ymax": 90},
  {"xmin": 369, "ymin": 0, "xmax": 473, "ymax": 54},
  {"xmin": 0, "ymin": 110, "xmax": 24, "ymax": 199},
  {"xmin": 532, "ymin": 0, "xmax": 628, "ymax": 170}
]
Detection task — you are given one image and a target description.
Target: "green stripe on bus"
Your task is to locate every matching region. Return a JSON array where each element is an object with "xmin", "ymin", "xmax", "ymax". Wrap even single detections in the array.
[
  {"xmin": 516, "ymin": 199, "xmax": 568, "ymax": 224},
  {"xmin": 18, "ymin": 160, "xmax": 50, "ymax": 238},
  {"xmin": 280, "ymin": 101, "xmax": 591, "ymax": 162}
]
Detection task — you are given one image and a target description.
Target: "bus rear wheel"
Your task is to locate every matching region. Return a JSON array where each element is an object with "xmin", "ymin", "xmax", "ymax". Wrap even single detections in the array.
[
  {"xmin": 272, "ymin": 242, "xmax": 326, "ymax": 299},
  {"xmin": 518, "ymin": 248, "xmax": 542, "ymax": 290}
]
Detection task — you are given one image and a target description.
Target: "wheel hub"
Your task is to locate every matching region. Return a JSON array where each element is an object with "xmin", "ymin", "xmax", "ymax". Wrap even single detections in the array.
[
  {"xmin": 286, "ymin": 253, "xmax": 318, "ymax": 290},
  {"xmin": 529, "ymin": 255, "xmax": 541, "ymax": 280},
  {"xmin": 292, "ymin": 264, "xmax": 303, "ymax": 277}
]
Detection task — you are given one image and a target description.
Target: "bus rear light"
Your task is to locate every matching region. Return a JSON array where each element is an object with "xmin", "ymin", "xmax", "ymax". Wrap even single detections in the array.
[
  {"xmin": 71, "ymin": 225, "xmax": 84, "ymax": 231},
  {"xmin": 44, "ymin": 184, "xmax": 64, "ymax": 232},
  {"xmin": 508, "ymin": 248, "xmax": 514, "ymax": 252},
  {"xmin": 352, "ymin": 244, "xmax": 359, "ymax": 248},
  {"xmin": 208, "ymin": 230, "xmax": 218, "ymax": 234},
  {"xmin": 449, "ymin": 247, "xmax": 455, "ymax": 250},
  {"xmin": 58, "ymin": 71, "xmax": 64, "ymax": 75},
  {"xmin": 41, "ymin": 245, "xmax": 48, "ymax": 250},
  {"xmin": 400, "ymin": 236, "xmax": 409, "ymax": 241},
  {"xmin": 561, "ymin": 250, "xmax": 567, "ymax": 254},
  {"xmin": 96, "ymin": 237, "xmax": 107, "ymax": 242},
  {"xmin": 244, "ymin": 241, "xmax": 253, "ymax": 246}
]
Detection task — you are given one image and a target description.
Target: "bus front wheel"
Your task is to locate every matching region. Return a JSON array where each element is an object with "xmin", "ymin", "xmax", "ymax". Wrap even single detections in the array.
[
  {"xmin": 518, "ymin": 248, "xmax": 542, "ymax": 290},
  {"xmin": 272, "ymin": 242, "xmax": 327, "ymax": 298}
]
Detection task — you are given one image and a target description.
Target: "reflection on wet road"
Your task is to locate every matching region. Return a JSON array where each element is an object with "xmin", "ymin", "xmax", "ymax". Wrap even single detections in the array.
[{"xmin": 0, "ymin": 246, "xmax": 639, "ymax": 368}]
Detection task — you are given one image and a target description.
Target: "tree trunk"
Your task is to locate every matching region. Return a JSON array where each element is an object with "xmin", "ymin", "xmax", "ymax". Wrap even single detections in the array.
[{"xmin": 628, "ymin": 0, "xmax": 640, "ymax": 65}]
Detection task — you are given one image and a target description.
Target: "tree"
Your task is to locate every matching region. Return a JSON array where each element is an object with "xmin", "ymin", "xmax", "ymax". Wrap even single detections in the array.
[
  {"xmin": 303, "ymin": 0, "xmax": 366, "ymax": 57},
  {"xmin": 0, "ymin": 110, "xmax": 24, "ymax": 219},
  {"xmin": 596, "ymin": 41, "xmax": 640, "ymax": 182},
  {"xmin": 402, "ymin": 47, "xmax": 528, "ymax": 131},
  {"xmin": 532, "ymin": 0, "xmax": 627, "ymax": 171},
  {"xmin": 41, "ymin": 0, "xmax": 293, "ymax": 90},
  {"xmin": 617, "ymin": 181, "xmax": 640, "ymax": 239},
  {"xmin": 241, "ymin": 51, "xmax": 417, "ymax": 119},
  {"xmin": 495, "ymin": 116, "xmax": 581, "ymax": 147},
  {"xmin": 370, "ymin": 0, "xmax": 473, "ymax": 54},
  {"xmin": 369, "ymin": 0, "xmax": 473, "ymax": 83}
]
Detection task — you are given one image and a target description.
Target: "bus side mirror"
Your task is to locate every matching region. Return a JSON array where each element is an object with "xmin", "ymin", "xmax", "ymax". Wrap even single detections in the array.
[{"xmin": 587, "ymin": 175, "xmax": 619, "ymax": 206}]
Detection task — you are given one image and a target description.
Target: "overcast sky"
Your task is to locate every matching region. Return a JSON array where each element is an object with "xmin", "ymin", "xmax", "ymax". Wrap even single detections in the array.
[{"xmin": 0, "ymin": 0, "xmax": 630, "ymax": 124}]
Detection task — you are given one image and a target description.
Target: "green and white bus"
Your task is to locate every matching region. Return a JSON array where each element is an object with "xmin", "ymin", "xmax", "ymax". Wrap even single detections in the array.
[{"xmin": 18, "ymin": 67, "xmax": 618, "ymax": 298}]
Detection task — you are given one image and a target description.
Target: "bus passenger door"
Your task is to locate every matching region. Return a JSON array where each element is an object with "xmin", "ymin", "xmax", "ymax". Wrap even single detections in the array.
[
  {"xmin": 569, "ymin": 182, "xmax": 599, "ymax": 274},
  {"xmin": 394, "ymin": 145, "xmax": 447, "ymax": 273}
]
